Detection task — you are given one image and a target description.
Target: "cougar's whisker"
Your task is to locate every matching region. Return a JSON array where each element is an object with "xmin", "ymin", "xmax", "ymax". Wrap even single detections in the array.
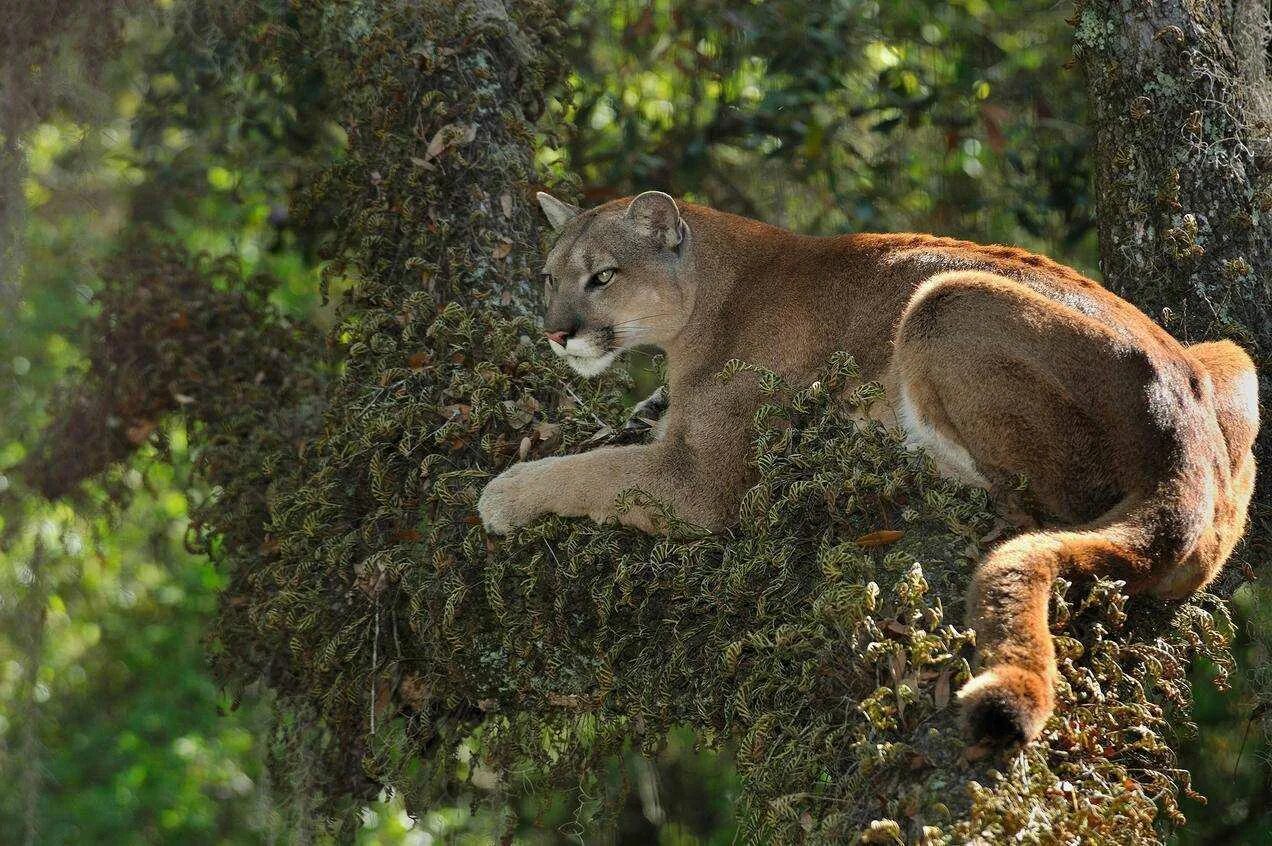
[{"xmin": 608, "ymin": 313, "xmax": 672, "ymax": 330}]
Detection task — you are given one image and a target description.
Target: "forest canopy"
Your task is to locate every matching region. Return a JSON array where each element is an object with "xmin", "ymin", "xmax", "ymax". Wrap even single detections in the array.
[{"xmin": 1, "ymin": 1, "xmax": 1269, "ymax": 844}]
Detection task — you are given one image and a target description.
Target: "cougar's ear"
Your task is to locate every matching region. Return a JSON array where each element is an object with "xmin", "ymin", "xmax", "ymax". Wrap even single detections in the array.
[
  {"xmin": 536, "ymin": 192, "xmax": 582, "ymax": 231},
  {"xmin": 626, "ymin": 190, "xmax": 684, "ymax": 250}
]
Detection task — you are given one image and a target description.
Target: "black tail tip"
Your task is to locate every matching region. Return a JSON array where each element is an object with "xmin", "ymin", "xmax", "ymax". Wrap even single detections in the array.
[
  {"xmin": 966, "ymin": 696, "xmax": 1029, "ymax": 746},
  {"xmin": 958, "ymin": 666, "xmax": 1053, "ymax": 747}
]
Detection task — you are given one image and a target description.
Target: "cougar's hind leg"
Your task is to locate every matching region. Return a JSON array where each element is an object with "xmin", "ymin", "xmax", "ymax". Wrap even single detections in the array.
[
  {"xmin": 891, "ymin": 270, "xmax": 1167, "ymax": 745},
  {"xmin": 1153, "ymin": 339, "xmax": 1261, "ymax": 599}
]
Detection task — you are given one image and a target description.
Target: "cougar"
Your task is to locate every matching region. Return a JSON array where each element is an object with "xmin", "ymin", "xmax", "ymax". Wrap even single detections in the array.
[{"xmin": 478, "ymin": 190, "xmax": 1259, "ymax": 746}]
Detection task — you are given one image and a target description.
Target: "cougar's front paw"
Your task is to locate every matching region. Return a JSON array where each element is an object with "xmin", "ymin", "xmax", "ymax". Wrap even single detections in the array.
[
  {"xmin": 957, "ymin": 665, "xmax": 1054, "ymax": 746},
  {"xmin": 478, "ymin": 461, "xmax": 550, "ymax": 535},
  {"xmin": 625, "ymin": 386, "xmax": 669, "ymax": 431}
]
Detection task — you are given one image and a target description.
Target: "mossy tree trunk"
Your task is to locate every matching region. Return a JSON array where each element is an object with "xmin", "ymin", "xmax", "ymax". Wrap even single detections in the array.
[{"xmin": 1074, "ymin": 0, "xmax": 1272, "ymax": 548}]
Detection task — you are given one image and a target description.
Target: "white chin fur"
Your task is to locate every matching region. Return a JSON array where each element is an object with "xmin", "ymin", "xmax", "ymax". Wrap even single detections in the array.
[
  {"xmin": 547, "ymin": 336, "xmax": 617, "ymax": 377},
  {"xmin": 566, "ymin": 350, "xmax": 617, "ymax": 377}
]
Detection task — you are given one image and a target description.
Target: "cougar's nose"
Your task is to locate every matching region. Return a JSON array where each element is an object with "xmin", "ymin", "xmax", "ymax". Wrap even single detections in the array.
[{"xmin": 544, "ymin": 329, "xmax": 569, "ymax": 345}]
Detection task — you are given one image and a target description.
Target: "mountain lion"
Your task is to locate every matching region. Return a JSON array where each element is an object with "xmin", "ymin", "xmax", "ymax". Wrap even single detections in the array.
[{"xmin": 478, "ymin": 190, "xmax": 1259, "ymax": 746}]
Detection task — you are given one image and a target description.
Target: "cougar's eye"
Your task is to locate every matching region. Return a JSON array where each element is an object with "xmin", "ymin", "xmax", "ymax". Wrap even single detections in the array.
[{"xmin": 586, "ymin": 268, "xmax": 616, "ymax": 290}]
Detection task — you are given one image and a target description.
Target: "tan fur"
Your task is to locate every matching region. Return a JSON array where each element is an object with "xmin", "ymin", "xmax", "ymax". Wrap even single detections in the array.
[{"xmin": 478, "ymin": 193, "xmax": 1260, "ymax": 745}]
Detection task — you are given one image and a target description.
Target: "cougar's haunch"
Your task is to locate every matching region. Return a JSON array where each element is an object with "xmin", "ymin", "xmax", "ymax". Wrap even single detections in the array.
[{"xmin": 477, "ymin": 191, "xmax": 1259, "ymax": 746}]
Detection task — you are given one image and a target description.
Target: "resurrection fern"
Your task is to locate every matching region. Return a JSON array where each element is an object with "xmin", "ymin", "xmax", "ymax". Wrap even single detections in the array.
[{"xmin": 22, "ymin": 235, "xmax": 324, "ymax": 507}]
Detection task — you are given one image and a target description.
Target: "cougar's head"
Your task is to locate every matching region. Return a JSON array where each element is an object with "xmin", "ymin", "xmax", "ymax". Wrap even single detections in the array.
[{"xmin": 534, "ymin": 190, "xmax": 695, "ymax": 377}]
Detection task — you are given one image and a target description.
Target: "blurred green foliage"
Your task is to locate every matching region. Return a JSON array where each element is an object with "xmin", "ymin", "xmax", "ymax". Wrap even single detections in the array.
[
  {"xmin": 557, "ymin": 0, "xmax": 1095, "ymax": 261},
  {"xmin": 0, "ymin": 0, "xmax": 1266, "ymax": 843}
]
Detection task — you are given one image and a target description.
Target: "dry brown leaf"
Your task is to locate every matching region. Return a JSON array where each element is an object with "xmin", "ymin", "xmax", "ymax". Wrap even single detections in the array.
[
  {"xmin": 890, "ymin": 650, "xmax": 907, "ymax": 682},
  {"xmin": 934, "ymin": 668, "xmax": 951, "ymax": 708},
  {"xmin": 399, "ymin": 674, "xmax": 432, "ymax": 711},
  {"xmin": 425, "ymin": 129, "xmax": 447, "ymax": 159},
  {"xmin": 962, "ymin": 742, "xmax": 994, "ymax": 763},
  {"xmin": 584, "ymin": 425, "xmax": 614, "ymax": 444},
  {"xmin": 425, "ymin": 122, "xmax": 477, "ymax": 160},
  {"xmin": 373, "ymin": 678, "xmax": 394, "ymax": 721},
  {"xmin": 856, "ymin": 529, "xmax": 904, "ymax": 548}
]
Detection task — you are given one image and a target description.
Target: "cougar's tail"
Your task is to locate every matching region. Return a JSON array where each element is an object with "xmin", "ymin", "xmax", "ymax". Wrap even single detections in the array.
[{"xmin": 957, "ymin": 462, "xmax": 1218, "ymax": 745}]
